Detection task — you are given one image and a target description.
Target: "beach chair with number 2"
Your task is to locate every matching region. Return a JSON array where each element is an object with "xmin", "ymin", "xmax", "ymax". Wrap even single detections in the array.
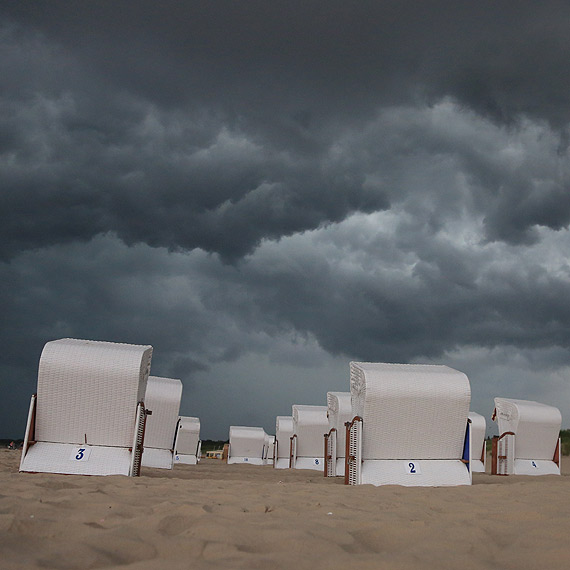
[
  {"xmin": 20, "ymin": 338, "xmax": 153, "ymax": 477},
  {"xmin": 345, "ymin": 362, "xmax": 473, "ymax": 487}
]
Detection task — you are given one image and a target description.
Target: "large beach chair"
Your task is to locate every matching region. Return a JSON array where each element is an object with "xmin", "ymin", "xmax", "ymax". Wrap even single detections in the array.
[
  {"xmin": 141, "ymin": 376, "xmax": 183, "ymax": 469},
  {"xmin": 20, "ymin": 338, "xmax": 153, "ymax": 476},
  {"xmin": 324, "ymin": 392, "xmax": 353, "ymax": 477},
  {"xmin": 174, "ymin": 416, "xmax": 202, "ymax": 465},
  {"xmin": 290, "ymin": 404, "xmax": 329, "ymax": 471},
  {"xmin": 491, "ymin": 398, "xmax": 561, "ymax": 476},
  {"xmin": 274, "ymin": 416, "xmax": 294, "ymax": 469},
  {"xmin": 227, "ymin": 426, "xmax": 269, "ymax": 465},
  {"xmin": 346, "ymin": 362, "xmax": 472, "ymax": 487},
  {"xmin": 468, "ymin": 411, "xmax": 487, "ymax": 473}
]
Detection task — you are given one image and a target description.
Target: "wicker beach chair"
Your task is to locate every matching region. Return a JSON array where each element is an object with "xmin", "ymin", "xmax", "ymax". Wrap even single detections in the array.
[
  {"xmin": 173, "ymin": 416, "xmax": 201, "ymax": 465},
  {"xmin": 274, "ymin": 416, "xmax": 294, "ymax": 469},
  {"xmin": 141, "ymin": 376, "xmax": 183, "ymax": 469},
  {"xmin": 345, "ymin": 362, "xmax": 472, "ymax": 487},
  {"xmin": 20, "ymin": 338, "xmax": 153, "ymax": 476},
  {"xmin": 325, "ymin": 392, "xmax": 353, "ymax": 477},
  {"xmin": 491, "ymin": 398, "xmax": 561, "ymax": 476},
  {"xmin": 468, "ymin": 411, "xmax": 487, "ymax": 473},
  {"xmin": 290, "ymin": 404, "xmax": 329, "ymax": 471},
  {"xmin": 227, "ymin": 426, "xmax": 269, "ymax": 465}
]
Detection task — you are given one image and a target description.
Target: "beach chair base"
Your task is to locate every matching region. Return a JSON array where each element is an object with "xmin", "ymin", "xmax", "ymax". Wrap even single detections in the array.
[
  {"xmin": 141, "ymin": 447, "xmax": 174, "ymax": 469},
  {"xmin": 470, "ymin": 459, "xmax": 485, "ymax": 473},
  {"xmin": 274, "ymin": 458, "xmax": 290, "ymax": 469},
  {"xmin": 361, "ymin": 459, "xmax": 472, "ymax": 487},
  {"xmin": 293, "ymin": 457, "xmax": 325, "ymax": 471},
  {"xmin": 227, "ymin": 456, "xmax": 265, "ymax": 465},
  {"xmin": 20, "ymin": 442, "xmax": 133, "ymax": 476},
  {"xmin": 174, "ymin": 454, "xmax": 198, "ymax": 465},
  {"xmin": 513, "ymin": 459, "xmax": 560, "ymax": 475}
]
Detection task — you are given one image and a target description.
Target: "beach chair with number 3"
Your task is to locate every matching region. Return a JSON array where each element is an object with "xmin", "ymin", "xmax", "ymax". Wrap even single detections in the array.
[
  {"xmin": 20, "ymin": 338, "xmax": 153, "ymax": 477},
  {"xmin": 345, "ymin": 362, "xmax": 472, "ymax": 487}
]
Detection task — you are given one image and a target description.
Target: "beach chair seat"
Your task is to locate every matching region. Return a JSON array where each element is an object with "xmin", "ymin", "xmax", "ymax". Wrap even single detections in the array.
[
  {"xmin": 491, "ymin": 398, "xmax": 561, "ymax": 476},
  {"xmin": 174, "ymin": 416, "xmax": 201, "ymax": 465},
  {"xmin": 468, "ymin": 411, "xmax": 487, "ymax": 473},
  {"xmin": 20, "ymin": 338, "xmax": 153, "ymax": 476},
  {"xmin": 325, "ymin": 392, "xmax": 353, "ymax": 477},
  {"xmin": 227, "ymin": 426, "xmax": 269, "ymax": 465},
  {"xmin": 274, "ymin": 416, "xmax": 294, "ymax": 469},
  {"xmin": 290, "ymin": 404, "xmax": 329, "ymax": 471},
  {"xmin": 346, "ymin": 362, "xmax": 472, "ymax": 487},
  {"xmin": 141, "ymin": 376, "xmax": 183, "ymax": 469}
]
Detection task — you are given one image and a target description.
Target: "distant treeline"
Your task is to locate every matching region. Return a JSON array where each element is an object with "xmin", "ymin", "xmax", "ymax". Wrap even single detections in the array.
[
  {"xmin": 200, "ymin": 439, "xmax": 228, "ymax": 452},
  {"xmin": 560, "ymin": 430, "xmax": 570, "ymax": 456}
]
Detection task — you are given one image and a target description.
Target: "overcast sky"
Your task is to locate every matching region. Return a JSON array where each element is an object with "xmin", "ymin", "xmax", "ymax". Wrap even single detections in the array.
[{"xmin": 2, "ymin": 2, "xmax": 570, "ymax": 439}]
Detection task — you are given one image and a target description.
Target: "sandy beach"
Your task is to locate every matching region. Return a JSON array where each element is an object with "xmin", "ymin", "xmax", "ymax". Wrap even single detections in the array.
[{"xmin": 2, "ymin": 449, "xmax": 570, "ymax": 570}]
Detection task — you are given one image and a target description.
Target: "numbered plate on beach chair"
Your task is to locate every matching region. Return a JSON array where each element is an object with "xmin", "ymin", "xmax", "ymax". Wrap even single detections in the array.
[
  {"xmin": 69, "ymin": 446, "xmax": 92, "ymax": 462},
  {"xmin": 404, "ymin": 461, "xmax": 422, "ymax": 475}
]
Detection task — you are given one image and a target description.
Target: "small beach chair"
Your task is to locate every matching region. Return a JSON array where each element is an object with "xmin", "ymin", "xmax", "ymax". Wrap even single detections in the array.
[
  {"xmin": 274, "ymin": 416, "xmax": 294, "ymax": 469},
  {"xmin": 173, "ymin": 416, "xmax": 201, "ymax": 465},
  {"xmin": 491, "ymin": 398, "xmax": 561, "ymax": 476},
  {"xmin": 20, "ymin": 338, "xmax": 153, "ymax": 476},
  {"xmin": 290, "ymin": 404, "xmax": 329, "ymax": 471},
  {"xmin": 468, "ymin": 411, "xmax": 487, "ymax": 473},
  {"xmin": 324, "ymin": 392, "xmax": 353, "ymax": 477},
  {"xmin": 265, "ymin": 433, "xmax": 275, "ymax": 465},
  {"xmin": 227, "ymin": 426, "xmax": 269, "ymax": 465},
  {"xmin": 346, "ymin": 362, "xmax": 472, "ymax": 487},
  {"xmin": 141, "ymin": 376, "xmax": 183, "ymax": 469}
]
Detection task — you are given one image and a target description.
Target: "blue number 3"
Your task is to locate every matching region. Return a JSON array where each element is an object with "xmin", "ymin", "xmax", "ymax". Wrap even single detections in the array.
[{"xmin": 76, "ymin": 448, "xmax": 85, "ymax": 460}]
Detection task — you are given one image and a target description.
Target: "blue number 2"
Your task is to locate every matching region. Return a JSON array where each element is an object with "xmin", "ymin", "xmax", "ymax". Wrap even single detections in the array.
[
  {"xmin": 75, "ymin": 448, "xmax": 85, "ymax": 461},
  {"xmin": 409, "ymin": 462, "xmax": 416, "ymax": 473}
]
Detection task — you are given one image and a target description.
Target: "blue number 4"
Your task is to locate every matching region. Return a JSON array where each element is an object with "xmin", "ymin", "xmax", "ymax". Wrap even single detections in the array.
[{"xmin": 76, "ymin": 448, "xmax": 85, "ymax": 460}]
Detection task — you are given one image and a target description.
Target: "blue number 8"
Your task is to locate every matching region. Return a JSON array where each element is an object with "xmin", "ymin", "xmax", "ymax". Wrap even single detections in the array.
[{"xmin": 76, "ymin": 448, "xmax": 85, "ymax": 460}]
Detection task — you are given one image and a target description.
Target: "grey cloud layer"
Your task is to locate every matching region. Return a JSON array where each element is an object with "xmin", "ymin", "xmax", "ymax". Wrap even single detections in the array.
[{"xmin": 2, "ymin": 3, "xmax": 570, "ymax": 436}]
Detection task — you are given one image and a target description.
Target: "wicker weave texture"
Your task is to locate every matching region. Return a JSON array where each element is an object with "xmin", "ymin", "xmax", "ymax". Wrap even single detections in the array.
[
  {"xmin": 174, "ymin": 416, "xmax": 201, "ymax": 456},
  {"xmin": 20, "ymin": 442, "xmax": 132, "ymax": 476},
  {"xmin": 350, "ymin": 362, "xmax": 470, "ymax": 460},
  {"xmin": 361, "ymin": 460, "xmax": 471, "ymax": 487},
  {"xmin": 35, "ymin": 338, "xmax": 153, "ymax": 447},
  {"xmin": 229, "ymin": 426, "xmax": 267, "ymax": 461},
  {"xmin": 326, "ymin": 392, "xmax": 352, "ymax": 458},
  {"xmin": 494, "ymin": 398, "xmax": 561, "ymax": 460},
  {"xmin": 292, "ymin": 405, "xmax": 329, "ymax": 457},
  {"xmin": 143, "ymin": 376, "xmax": 182, "ymax": 450},
  {"xmin": 275, "ymin": 416, "xmax": 294, "ymax": 460}
]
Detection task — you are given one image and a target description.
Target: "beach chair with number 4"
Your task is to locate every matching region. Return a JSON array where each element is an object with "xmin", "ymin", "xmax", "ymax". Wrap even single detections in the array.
[
  {"xmin": 20, "ymin": 338, "xmax": 153, "ymax": 477},
  {"xmin": 345, "ymin": 362, "xmax": 473, "ymax": 487},
  {"xmin": 491, "ymin": 398, "xmax": 561, "ymax": 476}
]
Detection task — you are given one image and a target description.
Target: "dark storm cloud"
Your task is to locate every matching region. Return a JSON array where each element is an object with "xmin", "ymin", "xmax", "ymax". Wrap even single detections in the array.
[
  {"xmin": 2, "ymin": 3, "xmax": 570, "ymax": 437},
  {"xmin": 2, "ymin": 2, "xmax": 570, "ymax": 261}
]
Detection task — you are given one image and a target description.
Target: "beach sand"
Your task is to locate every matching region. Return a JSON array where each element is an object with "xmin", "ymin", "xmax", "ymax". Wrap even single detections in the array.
[{"xmin": 1, "ymin": 449, "xmax": 570, "ymax": 570}]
